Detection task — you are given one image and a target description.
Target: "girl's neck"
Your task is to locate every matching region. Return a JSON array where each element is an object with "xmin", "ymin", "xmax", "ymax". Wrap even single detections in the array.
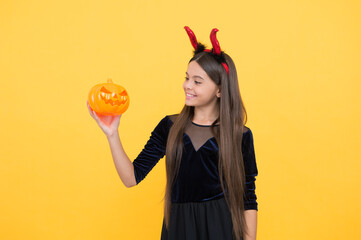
[{"xmin": 192, "ymin": 104, "xmax": 219, "ymax": 125}]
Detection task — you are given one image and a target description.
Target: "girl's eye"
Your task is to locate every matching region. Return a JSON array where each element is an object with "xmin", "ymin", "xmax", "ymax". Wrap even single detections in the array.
[
  {"xmin": 185, "ymin": 77, "xmax": 189, "ymax": 81},
  {"xmin": 195, "ymin": 81, "xmax": 201, "ymax": 84}
]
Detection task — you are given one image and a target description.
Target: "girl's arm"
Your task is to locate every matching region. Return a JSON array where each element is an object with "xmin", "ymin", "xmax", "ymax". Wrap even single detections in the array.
[
  {"xmin": 244, "ymin": 209, "xmax": 257, "ymax": 240},
  {"xmin": 107, "ymin": 132, "xmax": 137, "ymax": 188},
  {"xmin": 87, "ymin": 102, "xmax": 136, "ymax": 188},
  {"xmin": 242, "ymin": 128, "xmax": 258, "ymax": 239}
]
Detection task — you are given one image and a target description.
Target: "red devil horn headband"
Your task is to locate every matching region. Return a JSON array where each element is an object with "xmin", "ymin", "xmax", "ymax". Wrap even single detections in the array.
[
  {"xmin": 210, "ymin": 28, "xmax": 221, "ymax": 55},
  {"xmin": 184, "ymin": 26, "xmax": 229, "ymax": 75},
  {"xmin": 184, "ymin": 26, "xmax": 198, "ymax": 50}
]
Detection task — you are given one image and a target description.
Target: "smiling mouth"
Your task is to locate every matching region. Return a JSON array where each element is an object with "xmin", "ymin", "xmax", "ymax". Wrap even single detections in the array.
[{"xmin": 186, "ymin": 93, "xmax": 196, "ymax": 97}]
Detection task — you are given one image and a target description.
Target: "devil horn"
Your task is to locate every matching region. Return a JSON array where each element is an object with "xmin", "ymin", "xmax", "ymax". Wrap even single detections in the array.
[
  {"xmin": 184, "ymin": 26, "xmax": 198, "ymax": 50},
  {"xmin": 210, "ymin": 28, "xmax": 221, "ymax": 55}
]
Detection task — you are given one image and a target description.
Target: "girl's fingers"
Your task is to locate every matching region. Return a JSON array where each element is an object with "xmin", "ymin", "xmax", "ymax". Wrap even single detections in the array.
[
  {"xmin": 87, "ymin": 102, "xmax": 100, "ymax": 123},
  {"xmin": 87, "ymin": 101, "xmax": 120, "ymax": 135},
  {"xmin": 87, "ymin": 101, "xmax": 94, "ymax": 117},
  {"xmin": 92, "ymin": 110, "xmax": 100, "ymax": 122},
  {"xmin": 114, "ymin": 115, "xmax": 122, "ymax": 125},
  {"xmin": 87, "ymin": 102, "xmax": 101, "ymax": 125},
  {"xmin": 87, "ymin": 101, "xmax": 112, "ymax": 135}
]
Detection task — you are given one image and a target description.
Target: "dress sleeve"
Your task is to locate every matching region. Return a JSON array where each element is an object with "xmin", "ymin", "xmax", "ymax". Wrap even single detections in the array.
[
  {"xmin": 133, "ymin": 116, "xmax": 170, "ymax": 185},
  {"xmin": 242, "ymin": 128, "xmax": 259, "ymax": 211}
]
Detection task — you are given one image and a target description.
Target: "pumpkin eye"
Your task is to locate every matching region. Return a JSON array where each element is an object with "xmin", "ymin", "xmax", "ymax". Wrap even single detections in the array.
[
  {"xmin": 100, "ymin": 86, "xmax": 112, "ymax": 93},
  {"xmin": 120, "ymin": 90, "xmax": 127, "ymax": 96}
]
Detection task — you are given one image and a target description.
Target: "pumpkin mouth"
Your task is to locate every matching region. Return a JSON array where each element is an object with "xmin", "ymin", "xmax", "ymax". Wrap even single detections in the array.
[{"xmin": 100, "ymin": 86, "xmax": 128, "ymax": 106}]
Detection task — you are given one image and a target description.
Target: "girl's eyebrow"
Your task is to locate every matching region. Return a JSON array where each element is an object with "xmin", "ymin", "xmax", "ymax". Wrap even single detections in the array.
[{"xmin": 185, "ymin": 72, "xmax": 204, "ymax": 80}]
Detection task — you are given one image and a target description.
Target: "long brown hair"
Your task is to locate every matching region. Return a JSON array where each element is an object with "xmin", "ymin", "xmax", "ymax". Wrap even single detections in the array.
[{"xmin": 163, "ymin": 51, "xmax": 249, "ymax": 239}]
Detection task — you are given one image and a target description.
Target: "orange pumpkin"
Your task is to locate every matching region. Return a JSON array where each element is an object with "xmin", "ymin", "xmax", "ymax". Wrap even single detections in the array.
[{"xmin": 88, "ymin": 78, "xmax": 130, "ymax": 115}]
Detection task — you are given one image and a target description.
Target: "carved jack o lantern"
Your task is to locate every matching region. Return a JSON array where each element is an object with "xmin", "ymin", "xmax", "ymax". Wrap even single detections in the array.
[{"xmin": 88, "ymin": 78, "xmax": 130, "ymax": 115}]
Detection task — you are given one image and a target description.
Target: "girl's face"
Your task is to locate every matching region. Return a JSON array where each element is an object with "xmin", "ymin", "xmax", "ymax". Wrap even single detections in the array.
[{"xmin": 183, "ymin": 61, "xmax": 220, "ymax": 108}]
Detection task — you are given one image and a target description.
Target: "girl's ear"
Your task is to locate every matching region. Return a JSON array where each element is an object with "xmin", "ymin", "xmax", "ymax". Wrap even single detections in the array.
[{"xmin": 216, "ymin": 88, "xmax": 221, "ymax": 98}]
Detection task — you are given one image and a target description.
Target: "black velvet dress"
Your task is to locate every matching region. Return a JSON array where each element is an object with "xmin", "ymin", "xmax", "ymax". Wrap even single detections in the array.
[{"xmin": 132, "ymin": 114, "xmax": 258, "ymax": 240}]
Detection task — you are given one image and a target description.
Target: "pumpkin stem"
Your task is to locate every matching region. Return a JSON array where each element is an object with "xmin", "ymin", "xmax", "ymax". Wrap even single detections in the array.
[{"xmin": 107, "ymin": 78, "xmax": 113, "ymax": 83}]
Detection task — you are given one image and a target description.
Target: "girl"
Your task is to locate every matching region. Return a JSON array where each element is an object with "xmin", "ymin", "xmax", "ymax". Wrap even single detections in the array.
[{"xmin": 87, "ymin": 26, "xmax": 258, "ymax": 240}]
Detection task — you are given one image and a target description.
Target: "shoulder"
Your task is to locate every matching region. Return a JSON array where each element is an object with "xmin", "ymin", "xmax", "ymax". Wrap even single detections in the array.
[
  {"xmin": 242, "ymin": 126, "xmax": 254, "ymax": 143},
  {"xmin": 243, "ymin": 126, "xmax": 252, "ymax": 135},
  {"xmin": 166, "ymin": 114, "xmax": 179, "ymax": 124},
  {"xmin": 243, "ymin": 125, "xmax": 250, "ymax": 133},
  {"xmin": 155, "ymin": 114, "xmax": 178, "ymax": 130}
]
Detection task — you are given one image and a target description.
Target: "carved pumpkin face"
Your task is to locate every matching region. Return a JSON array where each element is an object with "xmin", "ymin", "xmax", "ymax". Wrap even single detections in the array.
[{"xmin": 88, "ymin": 78, "xmax": 130, "ymax": 115}]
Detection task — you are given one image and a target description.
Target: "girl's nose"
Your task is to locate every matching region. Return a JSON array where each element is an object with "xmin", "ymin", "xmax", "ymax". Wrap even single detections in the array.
[{"xmin": 185, "ymin": 80, "xmax": 192, "ymax": 90}]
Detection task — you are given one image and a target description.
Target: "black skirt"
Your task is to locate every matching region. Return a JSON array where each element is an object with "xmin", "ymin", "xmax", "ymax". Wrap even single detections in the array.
[{"xmin": 161, "ymin": 197, "xmax": 241, "ymax": 240}]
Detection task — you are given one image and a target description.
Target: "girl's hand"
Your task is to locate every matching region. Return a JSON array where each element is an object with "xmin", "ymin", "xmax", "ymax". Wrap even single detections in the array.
[{"xmin": 87, "ymin": 101, "xmax": 121, "ymax": 137}]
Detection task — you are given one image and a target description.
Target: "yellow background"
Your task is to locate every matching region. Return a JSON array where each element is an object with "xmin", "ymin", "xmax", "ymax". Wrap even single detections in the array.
[{"xmin": 1, "ymin": 0, "xmax": 360, "ymax": 239}]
